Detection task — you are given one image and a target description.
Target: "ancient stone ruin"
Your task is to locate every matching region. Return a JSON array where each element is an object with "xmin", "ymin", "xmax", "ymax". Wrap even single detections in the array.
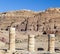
[
  {"xmin": 0, "ymin": 27, "xmax": 56, "ymax": 54},
  {"xmin": 0, "ymin": 8, "xmax": 60, "ymax": 54}
]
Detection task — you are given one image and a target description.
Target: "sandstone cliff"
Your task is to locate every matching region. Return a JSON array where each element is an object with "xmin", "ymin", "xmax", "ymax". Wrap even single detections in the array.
[{"xmin": 0, "ymin": 8, "xmax": 60, "ymax": 34}]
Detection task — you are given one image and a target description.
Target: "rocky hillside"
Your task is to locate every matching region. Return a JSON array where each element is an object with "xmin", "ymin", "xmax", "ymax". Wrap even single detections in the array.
[{"xmin": 0, "ymin": 8, "xmax": 60, "ymax": 34}]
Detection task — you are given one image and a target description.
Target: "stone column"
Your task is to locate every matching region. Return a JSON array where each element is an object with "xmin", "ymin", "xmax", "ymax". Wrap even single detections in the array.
[
  {"xmin": 9, "ymin": 27, "xmax": 15, "ymax": 52},
  {"xmin": 48, "ymin": 34, "xmax": 55, "ymax": 53},
  {"xmin": 28, "ymin": 35, "xmax": 35, "ymax": 52}
]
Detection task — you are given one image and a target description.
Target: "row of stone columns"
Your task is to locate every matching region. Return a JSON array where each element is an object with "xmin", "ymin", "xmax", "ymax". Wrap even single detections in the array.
[
  {"xmin": 28, "ymin": 34, "xmax": 55, "ymax": 53},
  {"xmin": 9, "ymin": 27, "xmax": 55, "ymax": 53}
]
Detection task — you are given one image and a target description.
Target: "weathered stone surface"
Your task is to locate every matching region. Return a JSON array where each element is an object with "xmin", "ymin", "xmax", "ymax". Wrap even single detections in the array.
[
  {"xmin": 28, "ymin": 35, "xmax": 35, "ymax": 52},
  {"xmin": 48, "ymin": 34, "xmax": 55, "ymax": 53},
  {"xmin": 0, "ymin": 8, "xmax": 60, "ymax": 34},
  {"xmin": 9, "ymin": 27, "xmax": 15, "ymax": 52}
]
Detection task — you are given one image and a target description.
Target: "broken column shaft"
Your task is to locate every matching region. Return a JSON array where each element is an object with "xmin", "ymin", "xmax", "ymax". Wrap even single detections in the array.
[
  {"xmin": 48, "ymin": 34, "xmax": 55, "ymax": 53},
  {"xmin": 28, "ymin": 35, "xmax": 35, "ymax": 52},
  {"xmin": 9, "ymin": 27, "xmax": 15, "ymax": 51}
]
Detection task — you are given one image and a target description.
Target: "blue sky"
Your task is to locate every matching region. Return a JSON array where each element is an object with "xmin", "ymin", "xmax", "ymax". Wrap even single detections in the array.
[{"xmin": 0, "ymin": 0, "xmax": 60, "ymax": 12}]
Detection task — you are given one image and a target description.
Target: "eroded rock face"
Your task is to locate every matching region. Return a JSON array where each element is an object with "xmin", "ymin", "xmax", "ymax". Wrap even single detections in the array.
[{"xmin": 0, "ymin": 8, "xmax": 60, "ymax": 34}]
